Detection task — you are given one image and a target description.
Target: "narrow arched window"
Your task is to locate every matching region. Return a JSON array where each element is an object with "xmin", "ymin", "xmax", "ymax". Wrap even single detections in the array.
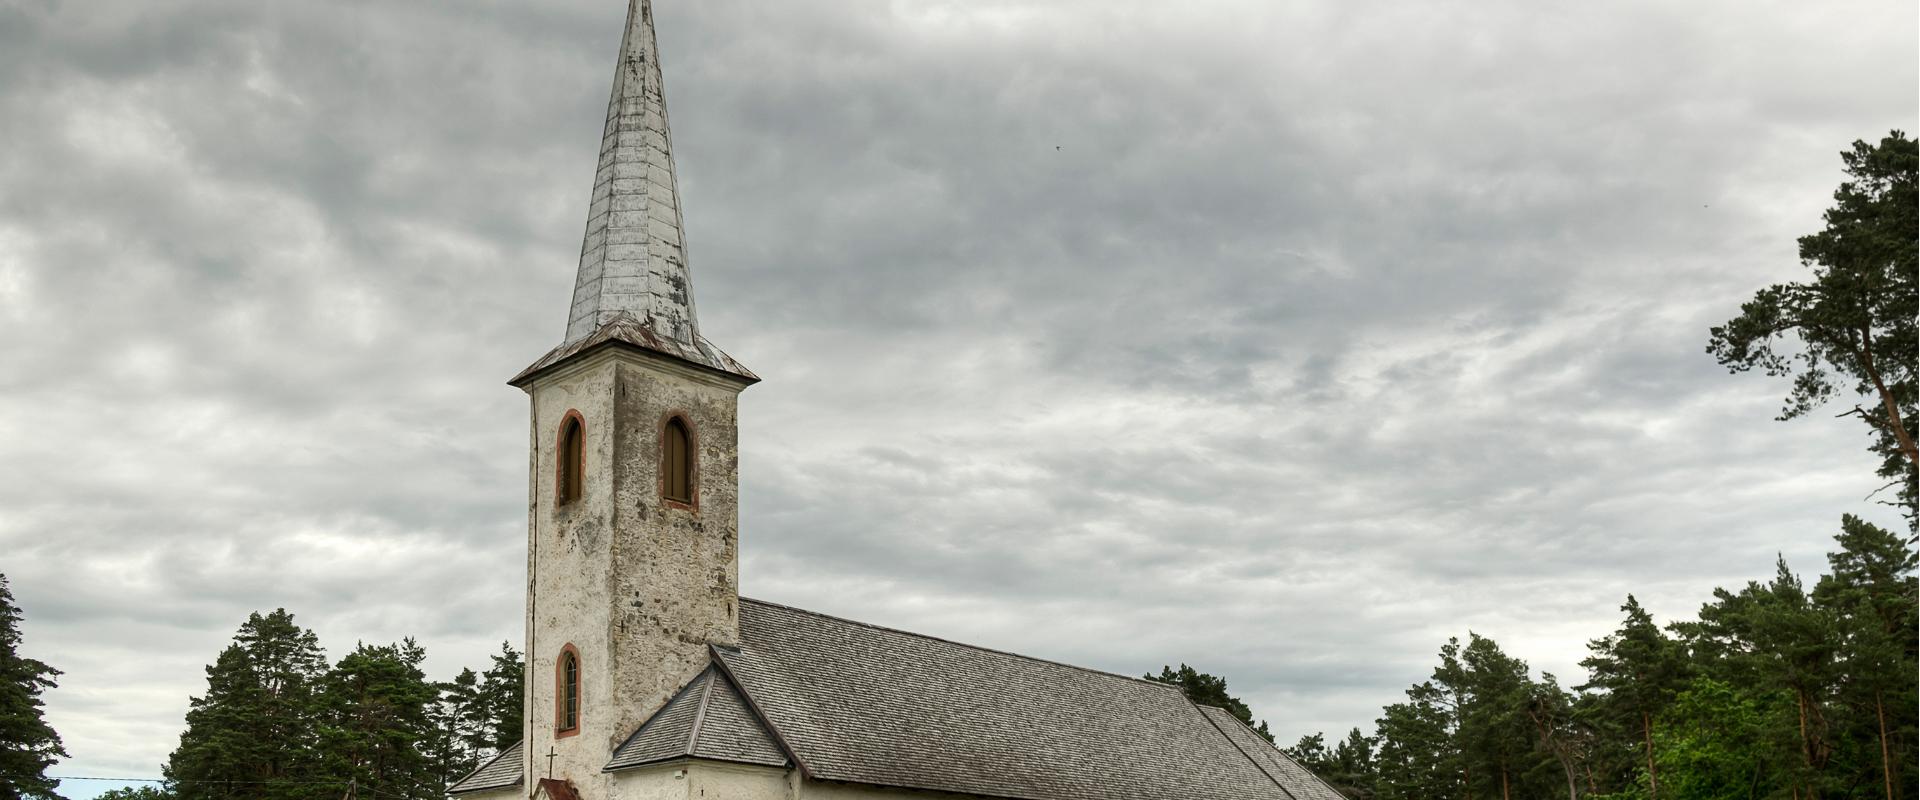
[
  {"xmin": 662, "ymin": 416, "xmax": 694, "ymax": 505},
  {"xmin": 557, "ymin": 646, "xmax": 580, "ymax": 735},
  {"xmin": 557, "ymin": 413, "xmax": 585, "ymax": 505}
]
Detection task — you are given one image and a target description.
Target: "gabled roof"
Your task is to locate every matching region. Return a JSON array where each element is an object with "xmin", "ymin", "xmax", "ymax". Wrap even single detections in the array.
[
  {"xmin": 448, "ymin": 740, "xmax": 523, "ymax": 795},
  {"xmin": 606, "ymin": 664, "xmax": 789, "ymax": 771},
  {"xmin": 698, "ymin": 598, "xmax": 1341, "ymax": 800}
]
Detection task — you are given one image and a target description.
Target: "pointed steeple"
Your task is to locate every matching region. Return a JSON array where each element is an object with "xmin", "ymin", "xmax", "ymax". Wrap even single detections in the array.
[{"xmin": 518, "ymin": 0, "xmax": 753, "ymax": 385}]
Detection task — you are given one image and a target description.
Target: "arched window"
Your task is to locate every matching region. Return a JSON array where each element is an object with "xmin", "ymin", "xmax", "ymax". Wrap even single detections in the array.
[
  {"xmin": 661, "ymin": 415, "xmax": 694, "ymax": 505},
  {"xmin": 556, "ymin": 646, "xmax": 581, "ymax": 736},
  {"xmin": 557, "ymin": 412, "xmax": 585, "ymax": 506}
]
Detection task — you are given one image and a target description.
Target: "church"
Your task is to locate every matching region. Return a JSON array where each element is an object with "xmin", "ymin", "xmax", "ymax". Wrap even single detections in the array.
[{"xmin": 448, "ymin": 2, "xmax": 1344, "ymax": 798}]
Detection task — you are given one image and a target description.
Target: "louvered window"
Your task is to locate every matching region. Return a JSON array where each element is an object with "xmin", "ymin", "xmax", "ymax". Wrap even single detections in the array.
[
  {"xmin": 662, "ymin": 417, "xmax": 694, "ymax": 504},
  {"xmin": 558, "ymin": 415, "xmax": 585, "ymax": 505}
]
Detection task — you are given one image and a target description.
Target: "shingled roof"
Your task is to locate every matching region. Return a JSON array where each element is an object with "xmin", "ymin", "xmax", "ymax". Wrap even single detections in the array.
[
  {"xmin": 448, "ymin": 740, "xmax": 523, "ymax": 795},
  {"xmin": 606, "ymin": 665, "xmax": 789, "ymax": 771},
  {"xmin": 624, "ymin": 597, "xmax": 1344, "ymax": 800}
]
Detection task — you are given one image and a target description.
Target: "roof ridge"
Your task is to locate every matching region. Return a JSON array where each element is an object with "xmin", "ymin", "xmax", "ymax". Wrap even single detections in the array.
[
  {"xmin": 684, "ymin": 667, "xmax": 717, "ymax": 755},
  {"xmin": 1196, "ymin": 704, "xmax": 1300, "ymax": 800},
  {"xmin": 738, "ymin": 596, "xmax": 1184, "ymax": 691}
]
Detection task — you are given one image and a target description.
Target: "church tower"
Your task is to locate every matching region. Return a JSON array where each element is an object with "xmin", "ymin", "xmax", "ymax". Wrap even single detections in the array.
[{"xmin": 506, "ymin": 0, "xmax": 756, "ymax": 794}]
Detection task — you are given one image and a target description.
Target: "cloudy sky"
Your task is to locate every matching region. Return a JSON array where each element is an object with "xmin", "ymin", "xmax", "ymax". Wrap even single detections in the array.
[{"xmin": 1, "ymin": 0, "xmax": 1914, "ymax": 795}]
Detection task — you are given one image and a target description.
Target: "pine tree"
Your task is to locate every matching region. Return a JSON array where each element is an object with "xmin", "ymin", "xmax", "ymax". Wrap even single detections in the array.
[
  {"xmin": 476, "ymin": 643, "xmax": 523, "ymax": 752},
  {"xmin": 0, "ymin": 575, "xmax": 67, "ymax": 799},
  {"xmin": 1374, "ymin": 682, "xmax": 1458, "ymax": 800},
  {"xmin": 429, "ymin": 668, "xmax": 485, "ymax": 788},
  {"xmin": 315, "ymin": 640, "xmax": 441, "ymax": 800},
  {"xmin": 1579, "ymin": 595, "xmax": 1691, "ymax": 798},
  {"xmin": 165, "ymin": 610, "xmax": 328, "ymax": 800},
  {"xmin": 1812, "ymin": 515, "xmax": 1918, "ymax": 800},
  {"xmin": 1678, "ymin": 559, "xmax": 1841, "ymax": 799}
]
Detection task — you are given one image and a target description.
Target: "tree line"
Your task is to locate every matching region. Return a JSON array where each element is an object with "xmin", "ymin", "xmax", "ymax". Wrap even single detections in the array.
[
  {"xmin": 1273, "ymin": 132, "xmax": 1918, "ymax": 800},
  {"xmin": 0, "ymin": 586, "xmax": 525, "ymax": 800},
  {"xmin": 150, "ymin": 610, "xmax": 523, "ymax": 800},
  {"xmin": 1281, "ymin": 514, "xmax": 1915, "ymax": 800}
]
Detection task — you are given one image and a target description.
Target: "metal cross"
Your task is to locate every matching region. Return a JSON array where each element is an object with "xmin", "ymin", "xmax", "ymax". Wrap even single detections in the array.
[{"xmin": 546, "ymin": 745, "xmax": 559, "ymax": 778}]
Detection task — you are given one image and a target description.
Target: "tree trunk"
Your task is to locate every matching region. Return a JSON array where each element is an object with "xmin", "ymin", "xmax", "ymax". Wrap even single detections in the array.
[
  {"xmin": 1878, "ymin": 691, "xmax": 1895, "ymax": 800},
  {"xmin": 1857, "ymin": 326, "xmax": 1919, "ymax": 468},
  {"xmin": 1643, "ymin": 710, "xmax": 1660, "ymax": 800},
  {"xmin": 1501, "ymin": 766, "xmax": 1511, "ymax": 800}
]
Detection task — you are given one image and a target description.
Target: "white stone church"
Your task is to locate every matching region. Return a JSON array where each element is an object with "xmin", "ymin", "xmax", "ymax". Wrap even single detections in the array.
[{"xmin": 448, "ymin": 2, "xmax": 1343, "ymax": 798}]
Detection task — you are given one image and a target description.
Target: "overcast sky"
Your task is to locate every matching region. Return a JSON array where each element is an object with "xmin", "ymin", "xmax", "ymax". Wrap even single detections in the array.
[{"xmin": 1, "ymin": 0, "xmax": 1914, "ymax": 796}]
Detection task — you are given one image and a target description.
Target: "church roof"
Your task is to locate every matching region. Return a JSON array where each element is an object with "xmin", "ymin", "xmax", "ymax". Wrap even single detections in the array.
[
  {"xmin": 666, "ymin": 598, "xmax": 1344, "ymax": 800},
  {"xmin": 516, "ymin": 0, "xmax": 752, "ymax": 386},
  {"xmin": 447, "ymin": 740, "xmax": 523, "ymax": 795},
  {"xmin": 606, "ymin": 664, "xmax": 790, "ymax": 771}
]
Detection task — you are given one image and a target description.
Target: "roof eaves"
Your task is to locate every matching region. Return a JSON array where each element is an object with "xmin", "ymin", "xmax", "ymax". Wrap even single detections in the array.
[{"xmin": 707, "ymin": 643, "xmax": 816, "ymax": 780}]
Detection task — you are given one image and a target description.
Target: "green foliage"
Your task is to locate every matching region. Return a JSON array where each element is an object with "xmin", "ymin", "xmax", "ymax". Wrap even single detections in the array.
[
  {"xmin": 165, "ymin": 610, "xmax": 328, "ymax": 800},
  {"xmin": 314, "ymin": 640, "xmax": 441, "ymax": 799},
  {"xmin": 1145, "ymin": 663, "xmax": 1274, "ymax": 742},
  {"xmin": 1289, "ymin": 729, "xmax": 1379, "ymax": 799},
  {"xmin": 1579, "ymin": 595, "xmax": 1692, "ymax": 797},
  {"xmin": 429, "ymin": 641, "xmax": 525, "ymax": 788},
  {"xmin": 477, "ymin": 642, "xmax": 523, "ymax": 752},
  {"xmin": 1649, "ymin": 679, "xmax": 1790, "ymax": 800},
  {"xmin": 94, "ymin": 788, "xmax": 174, "ymax": 800},
  {"xmin": 165, "ymin": 611, "xmax": 522, "ymax": 798},
  {"xmin": 0, "ymin": 575, "xmax": 68, "ymax": 800},
  {"xmin": 1374, "ymin": 682, "xmax": 1458, "ymax": 799},
  {"xmin": 1321, "ymin": 514, "xmax": 1918, "ymax": 800},
  {"xmin": 1707, "ymin": 131, "xmax": 1919, "ymax": 520}
]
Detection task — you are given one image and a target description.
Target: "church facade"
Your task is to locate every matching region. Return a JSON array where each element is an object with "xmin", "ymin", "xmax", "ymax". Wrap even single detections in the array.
[{"xmin": 448, "ymin": 3, "xmax": 1343, "ymax": 799}]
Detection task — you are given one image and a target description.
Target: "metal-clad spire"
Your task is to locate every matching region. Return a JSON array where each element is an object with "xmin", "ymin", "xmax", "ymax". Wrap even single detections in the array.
[
  {"xmin": 567, "ymin": 0, "xmax": 696, "ymax": 345},
  {"xmin": 516, "ymin": 0, "xmax": 754, "ymax": 386}
]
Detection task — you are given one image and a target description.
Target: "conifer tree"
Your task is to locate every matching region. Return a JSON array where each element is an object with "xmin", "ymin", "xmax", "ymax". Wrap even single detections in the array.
[
  {"xmin": 1578, "ymin": 595, "xmax": 1691, "ymax": 799},
  {"xmin": 1811, "ymin": 515, "xmax": 1917, "ymax": 800},
  {"xmin": 1678, "ymin": 559, "xmax": 1841, "ymax": 799},
  {"xmin": 165, "ymin": 610, "xmax": 327, "ymax": 800},
  {"xmin": 1707, "ymin": 131, "xmax": 1918, "ymax": 521},
  {"xmin": 0, "ymin": 575, "xmax": 67, "ymax": 799},
  {"xmin": 429, "ymin": 667, "xmax": 486, "ymax": 787},
  {"xmin": 476, "ymin": 643, "xmax": 523, "ymax": 751},
  {"xmin": 1373, "ymin": 682, "xmax": 1458, "ymax": 800},
  {"xmin": 314, "ymin": 640, "xmax": 441, "ymax": 800},
  {"xmin": 1145, "ymin": 663, "xmax": 1274, "ymax": 742}
]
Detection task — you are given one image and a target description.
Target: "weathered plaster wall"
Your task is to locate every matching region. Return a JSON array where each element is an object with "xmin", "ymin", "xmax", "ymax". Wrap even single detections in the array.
[
  {"xmin": 606, "ymin": 761, "xmax": 696, "ymax": 800},
  {"xmin": 521, "ymin": 346, "xmax": 749, "ymax": 799},
  {"xmin": 687, "ymin": 761, "xmax": 791, "ymax": 799}
]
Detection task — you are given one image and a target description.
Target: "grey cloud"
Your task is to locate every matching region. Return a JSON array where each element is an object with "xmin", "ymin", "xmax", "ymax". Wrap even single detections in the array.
[{"xmin": 1, "ymin": 0, "xmax": 1913, "ymax": 793}]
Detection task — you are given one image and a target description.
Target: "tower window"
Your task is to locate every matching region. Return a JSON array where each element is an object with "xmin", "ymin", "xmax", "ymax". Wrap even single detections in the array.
[
  {"xmin": 662, "ymin": 415, "xmax": 695, "ymax": 505},
  {"xmin": 557, "ymin": 645, "xmax": 581, "ymax": 736},
  {"xmin": 557, "ymin": 412, "xmax": 585, "ymax": 506}
]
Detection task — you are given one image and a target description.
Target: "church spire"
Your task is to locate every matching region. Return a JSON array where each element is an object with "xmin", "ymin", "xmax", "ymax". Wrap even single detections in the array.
[
  {"xmin": 519, "ymin": 0, "xmax": 753, "ymax": 385},
  {"xmin": 569, "ymin": 0, "xmax": 693, "ymax": 344}
]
